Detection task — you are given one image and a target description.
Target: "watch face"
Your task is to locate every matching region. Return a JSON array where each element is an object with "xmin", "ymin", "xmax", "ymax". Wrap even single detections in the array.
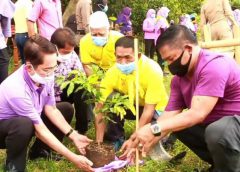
[{"xmin": 153, "ymin": 125, "xmax": 160, "ymax": 134}]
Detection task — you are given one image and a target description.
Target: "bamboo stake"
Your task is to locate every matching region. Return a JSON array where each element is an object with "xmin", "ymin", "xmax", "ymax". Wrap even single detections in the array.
[{"xmin": 134, "ymin": 38, "xmax": 139, "ymax": 172}]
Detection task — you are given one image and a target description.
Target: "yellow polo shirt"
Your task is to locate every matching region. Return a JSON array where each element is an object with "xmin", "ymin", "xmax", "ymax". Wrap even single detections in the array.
[
  {"xmin": 80, "ymin": 30, "xmax": 123, "ymax": 70},
  {"xmin": 100, "ymin": 55, "xmax": 168, "ymax": 112}
]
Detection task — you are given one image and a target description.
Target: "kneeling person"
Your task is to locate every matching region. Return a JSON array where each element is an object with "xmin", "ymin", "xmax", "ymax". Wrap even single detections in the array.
[
  {"xmin": 95, "ymin": 36, "xmax": 168, "ymax": 151},
  {"xmin": 0, "ymin": 35, "xmax": 93, "ymax": 172}
]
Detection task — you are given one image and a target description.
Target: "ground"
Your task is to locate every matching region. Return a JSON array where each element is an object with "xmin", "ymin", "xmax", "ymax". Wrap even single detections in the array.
[{"xmin": 0, "ymin": 56, "xmax": 210, "ymax": 172}]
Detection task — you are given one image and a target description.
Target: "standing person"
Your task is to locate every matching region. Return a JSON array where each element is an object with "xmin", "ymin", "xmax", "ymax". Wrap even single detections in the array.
[
  {"xmin": 155, "ymin": 6, "xmax": 170, "ymax": 71},
  {"xmin": 200, "ymin": 0, "xmax": 237, "ymax": 41},
  {"xmin": 80, "ymin": 11, "xmax": 123, "ymax": 76},
  {"xmin": 0, "ymin": 0, "xmax": 15, "ymax": 84},
  {"xmin": 51, "ymin": 27, "xmax": 89, "ymax": 135},
  {"xmin": 27, "ymin": 0, "xmax": 63, "ymax": 40},
  {"xmin": 14, "ymin": 0, "xmax": 36, "ymax": 64},
  {"xmin": 121, "ymin": 25, "xmax": 240, "ymax": 172},
  {"xmin": 143, "ymin": 9, "xmax": 156, "ymax": 60},
  {"xmin": 115, "ymin": 7, "xmax": 133, "ymax": 36},
  {"xmin": 92, "ymin": 0, "xmax": 108, "ymax": 13},
  {"xmin": 0, "ymin": 35, "xmax": 93, "ymax": 172},
  {"xmin": 75, "ymin": 0, "xmax": 93, "ymax": 54},
  {"xmin": 76, "ymin": 0, "xmax": 93, "ymax": 35}
]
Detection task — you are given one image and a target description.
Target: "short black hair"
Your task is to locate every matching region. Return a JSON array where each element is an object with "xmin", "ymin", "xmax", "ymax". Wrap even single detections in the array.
[
  {"xmin": 51, "ymin": 27, "xmax": 76, "ymax": 49},
  {"xmin": 115, "ymin": 36, "xmax": 135, "ymax": 50},
  {"xmin": 156, "ymin": 25, "xmax": 197, "ymax": 51},
  {"xmin": 24, "ymin": 35, "xmax": 56, "ymax": 67}
]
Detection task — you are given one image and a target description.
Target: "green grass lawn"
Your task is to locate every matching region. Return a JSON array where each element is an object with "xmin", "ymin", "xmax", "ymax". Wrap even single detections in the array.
[{"xmin": 0, "ymin": 58, "xmax": 210, "ymax": 172}]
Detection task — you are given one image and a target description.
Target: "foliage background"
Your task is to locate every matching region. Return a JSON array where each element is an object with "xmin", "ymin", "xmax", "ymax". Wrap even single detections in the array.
[{"xmin": 62, "ymin": 0, "xmax": 240, "ymax": 36}]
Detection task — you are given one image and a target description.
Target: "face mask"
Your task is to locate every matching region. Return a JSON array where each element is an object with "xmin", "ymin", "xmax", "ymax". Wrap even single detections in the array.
[
  {"xmin": 117, "ymin": 61, "xmax": 135, "ymax": 75},
  {"xmin": 28, "ymin": 65, "xmax": 55, "ymax": 85},
  {"xmin": 92, "ymin": 36, "xmax": 108, "ymax": 47},
  {"xmin": 103, "ymin": 5, "xmax": 108, "ymax": 12},
  {"xmin": 150, "ymin": 14, "xmax": 156, "ymax": 18},
  {"xmin": 98, "ymin": 4, "xmax": 108, "ymax": 13},
  {"xmin": 57, "ymin": 52, "xmax": 72, "ymax": 62},
  {"xmin": 168, "ymin": 51, "xmax": 192, "ymax": 77}
]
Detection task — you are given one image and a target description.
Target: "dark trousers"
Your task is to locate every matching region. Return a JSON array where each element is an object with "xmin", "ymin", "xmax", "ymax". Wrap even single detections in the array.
[
  {"xmin": 0, "ymin": 48, "xmax": 10, "ymax": 83},
  {"xmin": 174, "ymin": 115, "xmax": 240, "ymax": 172},
  {"xmin": 60, "ymin": 87, "xmax": 89, "ymax": 134},
  {"xmin": 105, "ymin": 107, "xmax": 143, "ymax": 142},
  {"xmin": 144, "ymin": 39, "xmax": 155, "ymax": 59},
  {"xmin": 30, "ymin": 102, "xmax": 74, "ymax": 151},
  {"xmin": 15, "ymin": 33, "xmax": 28, "ymax": 64},
  {"xmin": 0, "ymin": 102, "xmax": 74, "ymax": 171}
]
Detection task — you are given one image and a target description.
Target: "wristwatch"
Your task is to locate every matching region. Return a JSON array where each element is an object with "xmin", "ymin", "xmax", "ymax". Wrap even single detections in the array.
[{"xmin": 150, "ymin": 121, "xmax": 161, "ymax": 136}]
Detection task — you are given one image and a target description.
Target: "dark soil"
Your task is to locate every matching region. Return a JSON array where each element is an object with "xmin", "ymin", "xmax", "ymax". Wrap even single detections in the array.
[{"xmin": 86, "ymin": 142, "xmax": 115, "ymax": 168}]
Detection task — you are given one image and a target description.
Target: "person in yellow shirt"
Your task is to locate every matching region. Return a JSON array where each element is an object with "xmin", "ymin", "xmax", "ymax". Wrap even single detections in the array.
[
  {"xmin": 14, "ymin": 0, "xmax": 37, "ymax": 64},
  {"xmin": 80, "ymin": 11, "xmax": 123, "ymax": 76},
  {"xmin": 95, "ymin": 36, "xmax": 169, "ymax": 154}
]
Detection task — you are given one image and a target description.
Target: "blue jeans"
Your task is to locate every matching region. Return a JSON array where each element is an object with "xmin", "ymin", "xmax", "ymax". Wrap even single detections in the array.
[{"xmin": 15, "ymin": 33, "xmax": 28, "ymax": 64}]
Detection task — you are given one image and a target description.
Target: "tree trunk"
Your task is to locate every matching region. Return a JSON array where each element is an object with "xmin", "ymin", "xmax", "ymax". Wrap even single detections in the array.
[{"xmin": 62, "ymin": 0, "xmax": 79, "ymax": 26}]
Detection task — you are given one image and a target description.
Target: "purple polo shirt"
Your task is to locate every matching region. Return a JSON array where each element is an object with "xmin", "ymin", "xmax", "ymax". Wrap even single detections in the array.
[
  {"xmin": 166, "ymin": 49, "xmax": 240, "ymax": 124},
  {"xmin": 28, "ymin": 0, "xmax": 63, "ymax": 40},
  {"xmin": 0, "ymin": 65, "xmax": 56, "ymax": 124}
]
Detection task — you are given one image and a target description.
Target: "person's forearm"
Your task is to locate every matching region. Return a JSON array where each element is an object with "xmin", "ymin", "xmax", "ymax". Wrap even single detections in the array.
[
  {"xmin": 27, "ymin": 20, "xmax": 36, "ymax": 37},
  {"xmin": 44, "ymin": 107, "xmax": 72, "ymax": 137},
  {"xmin": 95, "ymin": 113, "xmax": 106, "ymax": 142},
  {"xmin": 139, "ymin": 114, "xmax": 152, "ymax": 128},
  {"xmin": 157, "ymin": 109, "xmax": 202, "ymax": 134}
]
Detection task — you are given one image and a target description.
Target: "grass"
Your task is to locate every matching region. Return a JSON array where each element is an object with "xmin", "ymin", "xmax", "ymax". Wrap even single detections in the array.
[{"xmin": 0, "ymin": 58, "xmax": 210, "ymax": 172}]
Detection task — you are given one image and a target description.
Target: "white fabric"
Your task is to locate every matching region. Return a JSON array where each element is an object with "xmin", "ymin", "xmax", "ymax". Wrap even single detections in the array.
[{"xmin": 89, "ymin": 11, "xmax": 110, "ymax": 28}]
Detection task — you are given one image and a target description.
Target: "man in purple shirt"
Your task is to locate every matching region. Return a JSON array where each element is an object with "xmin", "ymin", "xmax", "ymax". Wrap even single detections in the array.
[
  {"xmin": 0, "ymin": 35, "xmax": 93, "ymax": 172},
  {"xmin": 0, "ymin": 0, "xmax": 15, "ymax": 83},
  {"xmin": 27, "ymin": 0, "xmax": 63, "ymax": 40},
  {"xmin": 121, "ymin": 25, "xmax": 240, "ymax": 171}
]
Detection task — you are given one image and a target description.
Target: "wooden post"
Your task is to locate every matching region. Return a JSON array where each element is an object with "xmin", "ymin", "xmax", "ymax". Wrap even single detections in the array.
[{"xmin": 134, "ymin": 38, "xmax": 139, "ymax": 172}]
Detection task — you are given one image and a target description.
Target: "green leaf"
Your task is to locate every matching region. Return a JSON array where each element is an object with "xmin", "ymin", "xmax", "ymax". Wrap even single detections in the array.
[{"xmin": 67, "ymin": 82, "xmax": 75, "ymax": 97}]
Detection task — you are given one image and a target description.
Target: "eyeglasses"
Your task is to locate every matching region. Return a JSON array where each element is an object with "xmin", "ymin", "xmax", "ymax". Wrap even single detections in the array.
[{"xmin": 41, "ymin": 64, "xmax": 59, "ymax": 76}]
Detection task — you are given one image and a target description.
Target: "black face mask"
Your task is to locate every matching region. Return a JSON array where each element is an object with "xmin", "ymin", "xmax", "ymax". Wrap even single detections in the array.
[{"xmin": 168, "ymin": 50, "xmax": 192, "ymax": 77}]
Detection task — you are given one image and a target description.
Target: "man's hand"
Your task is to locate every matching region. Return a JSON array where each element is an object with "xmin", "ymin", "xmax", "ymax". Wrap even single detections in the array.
[
  {"xmin": 70, "ymin": 131, "xmax": 93, "ymax": 155},
  {"xmin": 72, "ymin": 154, "xmax": 94, "ymax": 172}
]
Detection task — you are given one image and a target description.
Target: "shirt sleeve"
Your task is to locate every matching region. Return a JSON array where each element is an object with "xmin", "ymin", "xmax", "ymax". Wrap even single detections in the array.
[
  {"xmin": 28, "ymin": 0, "xmax": 42, "ymax": 22},
  {"xmin": 80, "ymin": 36, "xmax": 92, "ymax": 64},
  {"xmin": 1, "ymin": 16, "xmax": 11, "ymax": 38},
  {"xmin": 165, "ymin": 76, "xmax": 186, "ymax": 111},
  {"xmin": 193, "ymin": 58, "xmax": 230, "ymax": 98},
  {"xmin": 8, "ymin": 96, "xmax": 42, "ymax": 124}
]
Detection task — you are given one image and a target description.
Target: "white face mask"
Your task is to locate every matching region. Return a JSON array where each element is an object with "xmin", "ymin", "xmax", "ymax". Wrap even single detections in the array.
[
  {"xmin": 28, "ymin": 65, "xmax": 55, "ymax": 85},
  {"xmin": 57, "ymin": 52, "xmax": 73, "ymax": 62}
]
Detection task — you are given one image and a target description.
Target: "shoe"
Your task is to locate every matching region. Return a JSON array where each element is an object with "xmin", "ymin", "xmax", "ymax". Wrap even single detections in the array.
[
  {"xmin": 28, "ymin": 148, "xmax": 62, "ymax": 161},
  {"xmin": 4, "ymin": 160, "xmax": 26, "ymax": 172}
]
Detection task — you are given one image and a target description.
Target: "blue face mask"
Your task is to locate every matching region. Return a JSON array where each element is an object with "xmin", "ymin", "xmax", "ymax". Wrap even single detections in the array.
[
  {"xmin": 117, "ymin": 61, "xmax": 135, "ymax": 75},
  {"xmin": 92, "ymin": 36, "xmax": 107, "ymax": 47}
]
